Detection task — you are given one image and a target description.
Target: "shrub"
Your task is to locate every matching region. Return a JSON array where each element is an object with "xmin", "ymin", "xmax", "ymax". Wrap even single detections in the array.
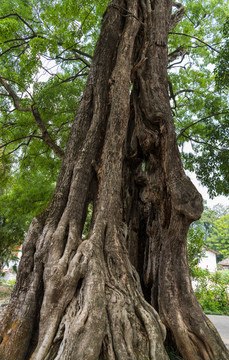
[{"xmin": 194, "ymin": 271, "xmax": 229, "ymax": 315}]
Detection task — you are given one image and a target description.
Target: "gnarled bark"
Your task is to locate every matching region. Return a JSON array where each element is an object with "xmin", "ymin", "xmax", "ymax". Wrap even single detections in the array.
[{"xmin": 0, "ymin": 1, "xmax": 228, "ymax": 360}]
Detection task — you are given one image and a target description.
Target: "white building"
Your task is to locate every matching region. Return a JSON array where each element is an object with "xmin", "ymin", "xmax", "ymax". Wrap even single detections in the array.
[{"xmin": 198, "ymin": 246, "xmax": 219, "ymax": 273}]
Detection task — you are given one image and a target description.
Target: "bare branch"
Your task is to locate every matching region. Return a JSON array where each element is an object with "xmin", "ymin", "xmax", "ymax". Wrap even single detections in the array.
[
  {"xmin": 41, "ymin": 45, "xmax": 92, "ymax": 68},
  {"xmin": 0, "ymin": 92, "xmax": 10, "ymax": 97},
  {"xmin": 168, "ymin": 56, "xmax": 187, "ymax": 69},
  {"xmin": 177, "ymin": 112, "xmax": 229, "ymax": 139},
  {"xmin": 41, "ymin": 65, "xmax": 88, "ymax": 84},
  {"xmin": 56, "ymin": 41, "xmax": 93, "ymax": 66}
]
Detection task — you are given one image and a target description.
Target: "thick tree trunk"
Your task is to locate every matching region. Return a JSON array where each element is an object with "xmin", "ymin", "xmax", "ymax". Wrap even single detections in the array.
[{"xmin": 0, "ymin": 1, "xmax": 228, "ymax": 359}]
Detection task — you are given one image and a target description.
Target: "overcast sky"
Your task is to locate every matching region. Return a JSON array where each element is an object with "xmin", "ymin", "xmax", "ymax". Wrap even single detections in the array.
[{"xmin": 187, "ymin": 171, "xmax": 228, "ymax": 208}]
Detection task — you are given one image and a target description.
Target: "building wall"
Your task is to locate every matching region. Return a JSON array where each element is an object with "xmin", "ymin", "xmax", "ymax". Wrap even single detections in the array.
[{"xmin": 198, "ymin": 250, "xmax": 217, "ymax": 273}]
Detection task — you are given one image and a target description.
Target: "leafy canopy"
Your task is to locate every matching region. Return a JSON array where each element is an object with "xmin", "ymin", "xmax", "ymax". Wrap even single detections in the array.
[
  {"xmin": 0, "ymin": 0, "xmax": 108, "ymax": 268},
  {"xmin": 168, "ymin": 0, "xmax": 229, "ymax": 197}
]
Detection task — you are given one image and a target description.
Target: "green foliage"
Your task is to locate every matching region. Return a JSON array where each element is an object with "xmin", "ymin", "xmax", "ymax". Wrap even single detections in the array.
[
  {"xmin": 210, "ymin": 270, "xmax": 229, "ymax": 284},
  {"xmin": 0, "ymin": 166, "xmax": 55, "ymax": 270},
  {"xmin": 168, "ymin": 0, "xmax": 229, "ymax": 196},
  {"xmin": 82, "ymin": 202, "xmax": 93, "ymax": 238},
  {"xmin": 206, "ymin": 214, "xmax": 229, "ymax": 260},
  {"xmin": 0, "ymin": 0, "xmax": 108, "ymax": 175},
  {"xmin": 0, "ymin": 278, "xmax": 15, "ymax": 299},
  {"xmin": 187, "ymin": 226, "xmax": 206, "ymax": 273},
  {"xmin": 191, "ymin": 267, "xmax": 210, "ymax": 280},
  {"xmin": 194, "ymin": 271, "xmax": 229, "ymax": 315},
  {"xmin": 0, "ymin": 0, "xmax": 110, "ymax": 268},
  {"xmin": 215, "ymin": 17, "xmax": 229, "ymax": 89},
  {"xmin": 217, "ymin": 270, "xmax": 229, "ymax": 283},
  {"xmin": 188, "ymin": 204, "xmax": 229, "ymax": 275},
  {"xmin": 192, "ymin": 203, "xmax": 229, "ymax": 239}
]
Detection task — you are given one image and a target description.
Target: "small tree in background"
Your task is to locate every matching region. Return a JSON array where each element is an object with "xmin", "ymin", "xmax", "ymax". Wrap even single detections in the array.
[
  {"xmin": 187, "ymin": 226, "xmax": 206, "ymax": 276},
  {"xmin": 207, "ymin": 214, "xmax": 229, "ymax": 260}
]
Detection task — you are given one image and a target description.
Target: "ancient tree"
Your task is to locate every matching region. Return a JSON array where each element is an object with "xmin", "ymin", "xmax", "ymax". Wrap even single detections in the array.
[{"xmin": 0, "ymin": 1, "xmax": 228, "ymax": 359}]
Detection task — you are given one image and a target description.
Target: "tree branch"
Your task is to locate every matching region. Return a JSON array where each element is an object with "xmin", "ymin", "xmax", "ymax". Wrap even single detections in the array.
[
  {"xmin": 2, "ymin": 35, "xmax": 37, "ymax": 44},
  {"xmin": 174, "ymin": 89, "xmax": 194, "ymax": 97},
  {"xmin": 169, "ymin": 32, "xmax": 220, "ymax": 53},
  {"xmin": 56, "ymin": 41, "xmax": 93, "ymax": 63},
  {"xmin": 168, "ymin": 81, "xmax": 177, "ymax": 109},
  {"xmin": 0, "ymin": 13, "xmax": 36, "ymax": 34},
  {"xmin": 177, "ymin": 112, "xmax": 229, "ymax": 139},
  {"xmin": 170, "ymin": 3, "xmax": 185, "ymax": 31},
  {"xmin": 57, "ymin": 54, "xmax": 91, "ymax": 68},
  {"xmin": 168, "ymin": 46, "xmax": 188, "ymax": 65},
  {"xmin": 0, "ymin": 92, "xmax": 10, "ymax": 97},
  {"xmin": 72, "ymin": 48, "xmax": 93, "ymax": 60},
  {"xmin": 0, "ymin": 41, "xmax": 29, "ymax": 57},
  {"xmin": 0, "ymin": 75, "xmax": 65, "ymax": 158},
  {"xmin": 181, "ymin": 133, "xmax": 211, "ymax": 147},
  {"xmin": 31, "ymin": 105, "xmax": 65, "ymax": 158},
  {"xmin": 55, "ymin": 67, "xmax": 89, "ymax": 85},
  {"xmin": 0, "ymin": 74, "xmax": 31, "ymax": 112},
  {"xmin": 0, "ymin": 134, "xmax": 42, "ymax": 150},
  {"xmin": 41, "ymin": 65, "xmax": 88, "ymax": 84}
]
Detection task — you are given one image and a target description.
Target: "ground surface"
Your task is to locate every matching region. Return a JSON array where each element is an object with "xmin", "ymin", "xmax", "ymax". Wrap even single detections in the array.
[{"xmin": 208, "ymin": 315, "xmax": 229, "ymax": 350}]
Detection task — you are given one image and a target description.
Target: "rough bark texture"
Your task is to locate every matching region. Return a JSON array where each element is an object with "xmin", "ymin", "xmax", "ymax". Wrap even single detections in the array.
[{"xmin": 0, "ymin": 1, "xmax": 228, "ymax": 360}]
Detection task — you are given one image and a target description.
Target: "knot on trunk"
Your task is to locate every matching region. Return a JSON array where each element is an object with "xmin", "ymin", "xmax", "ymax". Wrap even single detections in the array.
[{"xmin": 169, "ymin": 173, "xmax": 203, "ymax": 221}]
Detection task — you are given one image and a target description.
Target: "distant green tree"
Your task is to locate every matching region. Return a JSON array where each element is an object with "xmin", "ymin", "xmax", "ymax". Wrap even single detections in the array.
[
  {"xmin": 193, "ymin": 203, "xmax": 229, "ymax": 239},
  {"xmin": 0, "ymin": 169, "xmax": 55, "ymax": 273},
  {"xmin": 187, "ymin": 225, "xmax": 206, "ymax": 276},
  {"xmin": 206, "ymin": 214, "xmax": 229, "ymax": 260}
]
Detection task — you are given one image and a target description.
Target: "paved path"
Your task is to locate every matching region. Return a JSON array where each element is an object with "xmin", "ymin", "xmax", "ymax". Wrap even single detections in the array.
[{"xmin": 208, "ymin": 315, "xmax": 229, "ymax": 349}]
